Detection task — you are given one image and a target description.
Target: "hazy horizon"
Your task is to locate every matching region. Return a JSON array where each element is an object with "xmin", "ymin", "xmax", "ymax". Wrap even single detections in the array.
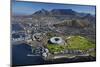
[{"xmin": 12, "ymin": 1, "xmax": 96, "ymax": 16}]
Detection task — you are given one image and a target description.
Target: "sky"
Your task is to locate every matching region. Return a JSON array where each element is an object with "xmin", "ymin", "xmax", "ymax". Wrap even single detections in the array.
[{"xmin": 12, "ymin": 1, "xmax": 96, "ymax": 15}]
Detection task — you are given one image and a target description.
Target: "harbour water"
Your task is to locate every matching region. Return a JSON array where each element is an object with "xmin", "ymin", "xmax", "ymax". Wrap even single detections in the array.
[
  {"xmin": 12, "ymin": 43, "xmax": 45, "ymax": 66},
  {"xmin": 12, "ymin": 23, "xmax": 24, "ymax": 31}
]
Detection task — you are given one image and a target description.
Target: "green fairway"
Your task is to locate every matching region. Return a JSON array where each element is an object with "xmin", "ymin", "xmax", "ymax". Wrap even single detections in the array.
[
  {"xmin": 47, "ymin": 35, "xmax": 95, "ymax": 54},
  {"xmin": 47, "ymin": 44, "xmax": 66, "ymax": 53},
  {"xmin": 67, "ymin": 36, "xmax": 95, "ymax": 51}
]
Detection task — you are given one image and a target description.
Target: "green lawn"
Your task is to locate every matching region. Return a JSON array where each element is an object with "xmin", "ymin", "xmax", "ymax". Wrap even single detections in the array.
[
  {"xmin": 47, "ymin": 35, "xmax": 95, "ymax": 54},
  {"xmin": 47, "ymin": 44, "xmax": 66, "ymax": 53},
  {"xmin": 67, "ymin": 36, "xmax": 95, "ymax": 51}
]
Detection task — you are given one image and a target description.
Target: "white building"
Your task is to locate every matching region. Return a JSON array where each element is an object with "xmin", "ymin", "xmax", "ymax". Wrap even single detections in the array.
[{"xmin": 49, "ymin": 37, "xmax": 65, "ymax": 45}]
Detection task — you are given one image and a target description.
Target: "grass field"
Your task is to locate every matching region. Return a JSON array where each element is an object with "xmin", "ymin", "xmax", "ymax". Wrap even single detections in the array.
[
  {"xmin": 47, "ymin": 44, "xmax": 66, "ymax": 53},
  {"xmin": 67, "ymin": 36, "xmax": 95, "ymax": 51},
  {"xmin": 47, "ymin": 35, "xmax": 95, "ymax": 54}
]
